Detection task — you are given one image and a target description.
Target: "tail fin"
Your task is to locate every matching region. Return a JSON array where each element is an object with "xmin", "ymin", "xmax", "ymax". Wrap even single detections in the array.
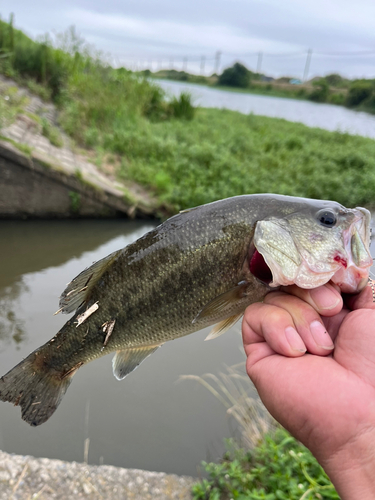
[{"xmin": 0, "ymin": 353, "xmax": 73, "ymax": 427}]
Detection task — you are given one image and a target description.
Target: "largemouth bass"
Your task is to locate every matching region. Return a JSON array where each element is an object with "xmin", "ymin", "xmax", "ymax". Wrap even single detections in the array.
[{"xmin": 0, "ymin": 194, "xmax": 372, "ymax": 426}]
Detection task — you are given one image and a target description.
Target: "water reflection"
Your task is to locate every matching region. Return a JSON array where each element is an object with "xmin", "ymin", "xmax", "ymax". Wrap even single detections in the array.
[
  {"xmin": 0, "ymin": 220, "xmax": 145, "ymax": 289},
  {"xmin": 0, "ymin": 220, "xmax": 148, "ymax": 349},
  {"xmin": 0, "ymin": 280, "xmax": 27, "ymax": 349}
]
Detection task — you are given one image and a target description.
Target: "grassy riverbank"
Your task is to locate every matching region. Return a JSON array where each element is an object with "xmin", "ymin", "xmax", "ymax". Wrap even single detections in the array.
[
  {"xmin": 97, "ymin": 109, "xmax": 375, "ymax": 211},
  {"xmin": 2, "ymin": 17, "xmax": 375, "ymax": 213}
]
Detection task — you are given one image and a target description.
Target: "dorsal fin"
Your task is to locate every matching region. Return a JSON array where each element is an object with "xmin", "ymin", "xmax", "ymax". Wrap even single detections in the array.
[
  {"xmin": 112, "ymin": 345, "xmax": 161, "ymax": 380},
  {"xmin": 204, "ymin": 313, "xmax": 243, "ymax": 341},
  {"xmin": 59, "ymin": 249, "xmax": 122, "ymax": 314},
  {"xmin": 179, "ymin": 205, "xmax": 199, "ymax": 214}
]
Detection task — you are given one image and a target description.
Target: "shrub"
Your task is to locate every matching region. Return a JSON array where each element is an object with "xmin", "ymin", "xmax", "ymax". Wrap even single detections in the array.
[
  {"xmin": 192, "ymin": 429, "xmax": 338, "ymax": 500},
  {"xmin": 168, "ymin": 92, "xmax": 195, "ymax": 120},
  {"xmin": 346, "ymin": 80, "xmax": 374, "ymax": 107},
  {"xmin": 143, "ymin": 84, "xmax": 170, "ymax": 121},
  {"xmin": 329, "ymin": 93, "xmax": 345, "ymax": 105},
  {"xmin": 324, "ymin": 73, "xmax": 345, "ymax": 87},
  {"xmin": 218, "ymin": 62, "xmax": 251, "ymax": 88},
  {"xmin": 308, "ymin": 79, "xmax": 329, "ymax": 103}
]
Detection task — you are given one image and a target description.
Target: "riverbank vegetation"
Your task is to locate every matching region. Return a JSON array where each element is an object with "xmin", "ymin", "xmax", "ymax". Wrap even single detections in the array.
[
  {"xmin": 0, "ymin": 17, "xmax": 194, "ymax": 119},
  {"xmin": 192, "ymin": 430, "xmax": 338, "ymax": 500},
  {"xmin": 151, "ymin": 63, "xmax": 375, "ymax": 114},
  {"xmin": 1, "ymin": 16, "xmax": 375, "ymax": 214}
]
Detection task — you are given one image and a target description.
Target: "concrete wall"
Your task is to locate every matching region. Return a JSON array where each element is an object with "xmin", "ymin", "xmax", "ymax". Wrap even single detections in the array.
[{"xmin": 0, "ymin": 143, "xmax": 131, "ymax": 219}]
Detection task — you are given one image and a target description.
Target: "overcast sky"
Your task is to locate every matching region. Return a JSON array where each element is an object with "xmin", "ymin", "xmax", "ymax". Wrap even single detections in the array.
[{"xmin": 2, "ymin": 0, "xmax": 375, "ymax": 79}]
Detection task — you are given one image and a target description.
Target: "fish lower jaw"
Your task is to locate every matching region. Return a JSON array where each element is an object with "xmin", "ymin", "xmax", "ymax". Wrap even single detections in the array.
[
  {"xmin": 263, "ymin": 258, "xmax": 337, "ymax": 290},
  {"xmin": 331, "ymin": 266, "xmax": 370, "ymax": 293}
]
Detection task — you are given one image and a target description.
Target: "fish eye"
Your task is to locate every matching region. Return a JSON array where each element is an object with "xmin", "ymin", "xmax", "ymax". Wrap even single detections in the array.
[{"xmin": 317, "ymin": 209, "xmax": 337, "ymax": 228}]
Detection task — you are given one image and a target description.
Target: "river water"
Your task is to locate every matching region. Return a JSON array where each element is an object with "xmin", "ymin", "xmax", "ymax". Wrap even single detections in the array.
[
  {"xmin": 157, "ymin": 80, "xmax": 375, "ymax": 139},
  {"xmin": 0, "ymin": 220, "xmax": 255, "ymax": 476}
]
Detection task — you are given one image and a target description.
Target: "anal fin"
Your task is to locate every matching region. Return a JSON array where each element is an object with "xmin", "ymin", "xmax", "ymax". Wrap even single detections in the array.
[
  {"xmin": 112, "ymin": 345, "xmax": 161, "ymax": 381},
  {"xmin": 205, "ymin": 313, "xmax": 243, "ymax": 341}
]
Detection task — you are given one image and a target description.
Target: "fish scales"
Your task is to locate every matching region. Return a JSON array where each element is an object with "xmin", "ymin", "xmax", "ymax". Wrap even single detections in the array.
[
  {"xmin": 47, "ymin": 201, "xmax": 262, "ymax": 366},
  {"xmin": 0, "ymin": 194, "xmax": 372, "ymax": 426}
]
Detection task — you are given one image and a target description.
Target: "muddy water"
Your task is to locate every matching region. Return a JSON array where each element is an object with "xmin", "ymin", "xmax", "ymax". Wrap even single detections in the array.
[{"xmin": 0, "ymin": 220, "xmax": 253, "ymax": 476}]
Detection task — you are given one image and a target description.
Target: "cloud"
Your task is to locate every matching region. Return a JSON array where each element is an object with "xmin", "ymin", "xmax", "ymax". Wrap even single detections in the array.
[
  {"xmin": 65, "ymin": 8, "xmax": 300, "ymax": 56},
  {"xmin": 1, "ymin": 0, "xmax": 374, "ymax": 77}
]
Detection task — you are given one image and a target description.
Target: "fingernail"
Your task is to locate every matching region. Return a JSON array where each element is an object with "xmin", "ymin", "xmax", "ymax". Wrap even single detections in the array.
[
  {"xmin": 285, "ymin": 326, "xmax": 307, "ymax": 353},
  {"xmin": 310, "ymin": 321, "xmax": 334, "ymax": 350},
  {"xmin": 310, "ymin": 287, "xmax": 341, "ymax": 310}
]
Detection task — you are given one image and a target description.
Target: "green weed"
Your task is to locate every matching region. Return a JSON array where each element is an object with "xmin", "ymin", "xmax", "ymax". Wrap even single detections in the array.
[
  {"xmin": 0, "ymin": 135, "xmax": 33, "ymax": 156},
  {"xmin": 0, "ymin": 86, "xmax": 27, "ymax": 128},
  {"xmin": 169, "ymin": 92, "xmax": 195, "ymax": 120},
  {"xmin": 68, "ymin": 190, "xmax": 80, "ymax": 213},
  {"xmin": 16, "ymin": 142, "xmax": 32, "ymax": 156},
  {"xmin": 41, "ymin": 117, "xmax": 63, "ymax": 147},
  {"xmin": 192, "ymin": 430, "xmax": 338, "ymax": 500}
]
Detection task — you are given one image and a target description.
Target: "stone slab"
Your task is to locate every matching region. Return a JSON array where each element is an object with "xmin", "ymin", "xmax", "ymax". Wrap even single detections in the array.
[{"xmin": 0, "ymin": 450, "xmax": 195, "ymax": 500}]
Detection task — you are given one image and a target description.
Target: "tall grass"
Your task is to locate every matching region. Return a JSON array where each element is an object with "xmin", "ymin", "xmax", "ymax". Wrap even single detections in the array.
[{"xmin": 181, "ymin": 363, "xmax": 275, "ymax": 450}]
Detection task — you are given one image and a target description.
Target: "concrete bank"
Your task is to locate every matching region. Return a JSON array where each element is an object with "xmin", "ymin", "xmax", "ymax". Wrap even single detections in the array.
[
  {"xmin": 0, "ymin": 75, "xmax": 159, "ymax": 219},
  {"xmin": 0, "ymin": 140, "xmax": 158, "ymax": 220},
  {"xmin": 0, "ymin": 450, "xmax": 195, "ymax": 500},
  {"xmin": 0, "ymin": 142, "xmax": 130, "ymax": 219}
]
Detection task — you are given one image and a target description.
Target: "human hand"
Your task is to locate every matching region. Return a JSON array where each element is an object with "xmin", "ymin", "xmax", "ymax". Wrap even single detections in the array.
[{"xmin": 242, "ymin": 282, "xmax": 375, "ymax": 499}]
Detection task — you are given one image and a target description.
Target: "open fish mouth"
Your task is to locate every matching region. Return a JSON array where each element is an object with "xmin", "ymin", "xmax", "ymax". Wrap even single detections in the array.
[
  {"xmin": 330, "ymin": 208, "xmax": 373, "ymax": 293},
  {"xmin": 249, "ymin": 246, "xmax": 274, "ymax": 285}
]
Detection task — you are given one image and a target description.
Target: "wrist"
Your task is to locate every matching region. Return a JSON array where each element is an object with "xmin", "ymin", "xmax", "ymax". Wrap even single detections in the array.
[{"xmin": 320, "ymin": 426, "xmax": 375, "ymax": 499}]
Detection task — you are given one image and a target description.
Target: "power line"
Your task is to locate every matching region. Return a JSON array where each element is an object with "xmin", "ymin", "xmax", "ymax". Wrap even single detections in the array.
[
  {"xmin": 118, "ymin": 49, "xmax": 375, "ymax": 65},
  {"xmin": 314, "ymin": 49, "xmax": 375, "ymax": 56}
]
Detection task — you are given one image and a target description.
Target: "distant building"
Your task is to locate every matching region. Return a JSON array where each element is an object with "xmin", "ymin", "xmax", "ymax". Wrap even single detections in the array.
[
  {"xmin": 289, "ymin": 78, "xmax": 302, "ymax": 85},
  {"xmin": 261, "ymin": 76, "xmax": 274, "ymax": 82}
]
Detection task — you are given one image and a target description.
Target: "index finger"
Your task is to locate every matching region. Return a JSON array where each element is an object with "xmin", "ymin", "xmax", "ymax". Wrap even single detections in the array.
[{"xmin": 279, "ymin": 283, "xmax": 343, "ymax": 316}]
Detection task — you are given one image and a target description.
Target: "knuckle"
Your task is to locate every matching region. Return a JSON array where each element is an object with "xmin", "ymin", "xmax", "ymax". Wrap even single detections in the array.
[
  {"xmin": 264, "ymin": 306, "xmax": 288, "ymax": 326},
  {"xmin": 264, "ymin": 291, "xmax": 291, "ymax": 306}
]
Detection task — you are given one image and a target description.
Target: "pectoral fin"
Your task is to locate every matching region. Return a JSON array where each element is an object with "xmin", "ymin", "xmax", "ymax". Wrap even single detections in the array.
[
  {"xmin": 193, "ymin": 281, "xmax": 249, "ymax": 324},
  {"xmin": 205, "ymin": 313, "xmax": 243, "ymax": 340},
  {"xmin": 112, "ymin": 345, "xmax": 162, "ymax": 381},
  {"xmin": 59, "ymin": 249, "xmax": 122, "ymax": 313}
]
